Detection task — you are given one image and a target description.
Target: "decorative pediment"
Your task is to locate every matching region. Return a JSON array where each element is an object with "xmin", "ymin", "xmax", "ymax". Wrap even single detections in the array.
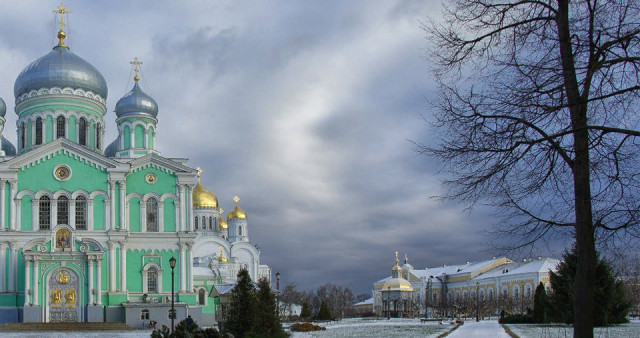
[
  {"xmin": 129, "ymin": 153, "xmax": 196, "ymax": 175},
  {"xmin": 6, "ymin": 138, "xmax": 122, "ymax": 172}
]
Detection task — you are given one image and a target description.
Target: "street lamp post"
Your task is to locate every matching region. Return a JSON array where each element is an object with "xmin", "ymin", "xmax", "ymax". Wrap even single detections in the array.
[
  {"xmin": 169, "ymin": 256, "xmax": 177, "ymax": 333},
  {"xmin": 275, "ymin": 272, "xmax": 281, "ymax": 319},
  {"xmin": 387, "ymin": 286, "xmax": 391, "ymax": 319},
  {"xmin": 476, "ymin": 282, "xmax": 480, "ymax": 322}
]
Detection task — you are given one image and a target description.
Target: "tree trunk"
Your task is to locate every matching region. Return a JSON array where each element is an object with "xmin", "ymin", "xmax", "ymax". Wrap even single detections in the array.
[{"xmin": 556, "ymin": 1, "xmax": 596, "ymax": 336}]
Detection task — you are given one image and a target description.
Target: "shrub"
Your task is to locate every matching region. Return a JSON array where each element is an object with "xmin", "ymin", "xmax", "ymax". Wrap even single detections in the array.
[
  {"xmin": 498, "ymin": 314, "xmax": 534, "ymax": 324},
  {"xmin": 290, "ymin": 323, "xmax": 326, "ymax": 332}
]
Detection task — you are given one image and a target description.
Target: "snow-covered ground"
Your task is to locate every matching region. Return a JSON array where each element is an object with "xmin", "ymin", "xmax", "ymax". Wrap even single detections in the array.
[
  {"xmin": 289, "ymin": 318, "xmax": 454, "ymax": 338},
  {"xmin": 0, "ymin": 331, "xmax": 153, "ymax": 338},
  {"xmin": 506, "ymin": 321, "xmax": 640, "ymax": 338},
  {"xmin": 447, "ymin": 320, "xmax": 511, "ymax": 338}
]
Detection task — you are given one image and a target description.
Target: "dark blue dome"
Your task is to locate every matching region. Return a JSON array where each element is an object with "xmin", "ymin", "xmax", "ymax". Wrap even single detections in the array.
[
  {"xmin": 14, "ymin": 46, "xmax": 108, "ymax": 100},
  {"xmin": 104, "ymin": 138, "xmax": 119, "ymax": 157},
  {"xmin": 115, "ymin": 82, "xmax": 158, "ymax": 118},
  {"xmin": 2, "ymin": 136, "xmax": 16, "ymax": 156},
  {"xmin": 0, "ymin": 97, "xmax": 5, "ymax": 117}
]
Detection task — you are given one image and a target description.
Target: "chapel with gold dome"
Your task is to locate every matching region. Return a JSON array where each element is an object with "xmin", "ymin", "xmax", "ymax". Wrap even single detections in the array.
[{"xmin": 0, "ymin": 5, "xmax": 271, "ymax": 328}]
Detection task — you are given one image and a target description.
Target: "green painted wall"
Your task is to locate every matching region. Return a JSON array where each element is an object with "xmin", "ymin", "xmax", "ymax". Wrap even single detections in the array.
[
  {"xmin": 17, "ymin": 151, "xmax": 108, "ymax": 193},
  {"xmin": 128, "ymin": 250, "xmax": 143, "ymax": 293},
  {"xmin": 89, "ymin": 120, "xmax": 96, "ymax": 148},
  {"xmin": 68, "ymin": 115, "xmax": 77, "ymax": 142},
  {"xmin": 46, "ymin": 115, "xmax": 54, "ymax": 142},
  {"xmin": 17, "ymin": 99, "xmax": 105, "ymax": 118},
  {"xmin": 123, "ymin": 125, "xmax": 131, "ymax": 149},
  {"xmin": 93, "ymin": 195, "xmax": 105, "ymax": 230},
  {"xmin": 20, "ymin": 196, "xmax": 32, "ymax": 231},
  {"xmin": 163, "ymin": 199, "xmax": 175, "ymax": 232},
  {"xmin": 129, "ymin": 197, "xmax": 140, "ymax": 232},
  {"xmin": 126, "ymin": 168, "xmax": 176, "ymax": 197},
  {"xmin": 134, "ymin": 125, "xmax": 144, "ymax": 148}
]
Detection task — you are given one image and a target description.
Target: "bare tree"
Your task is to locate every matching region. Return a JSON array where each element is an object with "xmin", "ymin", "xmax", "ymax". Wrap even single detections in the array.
[{"xmin": 421, "ymin": 1, "xmax": 640, "ymax": 336}]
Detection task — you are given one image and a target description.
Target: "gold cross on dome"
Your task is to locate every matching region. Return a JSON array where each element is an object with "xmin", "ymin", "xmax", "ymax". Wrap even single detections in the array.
[
  {"xmin": 53, "ymin": 4, "xmax": 71, "ymax": 31},
  {"xmin": 395, "ymin": 251, "xmax": 399, "ymax": 265},
  {"xmin": 196, "ymin": 166, "xmax": 203, "ymax": 178},
  {"xmin": 233, "ymin": 196, "xmax": 240, "ymax": 204},
  {"xmin": 130, "ymin": 57, "xmax": 143, "ymax": 82}
]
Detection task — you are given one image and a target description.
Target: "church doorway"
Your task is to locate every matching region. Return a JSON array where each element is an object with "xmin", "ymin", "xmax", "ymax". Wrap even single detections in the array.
[{"xmin": 47, "ymin": 268, "xmax": 81, "ymax": 322}]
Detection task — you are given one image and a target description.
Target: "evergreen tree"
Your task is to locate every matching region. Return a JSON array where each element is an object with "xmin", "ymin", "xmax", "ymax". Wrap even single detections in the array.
[
  {"xmin": 300, "ymin": 302, "xmax": 312, "ymax": 320},
  {"xmin": 550, "ymin": 247, "xmax": 631, "ymax": 326},
  {"xmin": 532, "ymin": 282, "xmax": 548, "ymax": 323},
  {"xmin": 316, "ymin": 301, "xmax": 332, "ymax": 320},
  {"xmin": 226, "ymin": 269, "xmax": 256, "ymax": 337},
  {"xmin": 254, "ymin": 277, "xmax": 285, "ymax": 338}
]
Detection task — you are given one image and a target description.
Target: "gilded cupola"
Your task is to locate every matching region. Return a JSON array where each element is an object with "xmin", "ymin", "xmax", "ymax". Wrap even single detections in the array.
[
  {"xmin": 219, "ymin": 209, "xmax": 228, "ymax": 229},
  {"xmin": 227, "ymin": 196, "xmax": 247, "ymax": 219},
  {"xmin": 192, "ymin": 167, "xmax": 218, "ymax": 208}
]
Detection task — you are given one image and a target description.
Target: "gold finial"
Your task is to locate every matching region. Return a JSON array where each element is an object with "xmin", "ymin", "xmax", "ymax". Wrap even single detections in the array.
[
  {"xmin": 404, "ymin": 254, "xmax": 408, "ymax": 264},
  {"xmin": 395, "ymin": 251, "xmax": 399, "ymax": 265},
  {"xmin": 53, "ymin": 4, "xmax": 71, "ymax": 47},
  {"xmin": 233, "ymin": 196, "xmax": 240, "ymax": 204},
  {"xmin": 196, "ymin": 166, "xmax": 203, "ymax": 180},
  {"xmin": 130, "ymin": 57, "xmax": 143, "ymax": 82},
  {"xmin": 217, "ymin": 246, "xmax": 228, "ymax": 263}
]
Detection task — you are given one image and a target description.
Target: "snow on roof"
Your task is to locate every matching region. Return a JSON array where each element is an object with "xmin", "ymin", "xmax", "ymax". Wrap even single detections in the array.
[
  {"xmin": 354, "ymin": 297, "xmax": 374, "ymax": 306},
  {"xmin": 193, "ymin": 266, "xmax": 215, "ymax": 276},
  {"xmin": 479, "ymin": 258, "xmax": 560, "ymax": 279}
]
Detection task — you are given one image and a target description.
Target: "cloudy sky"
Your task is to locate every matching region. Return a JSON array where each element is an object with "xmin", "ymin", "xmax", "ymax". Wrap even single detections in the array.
[{"xmin": 0, "ymin": 1, "xmax": 560, "ymax": 294}]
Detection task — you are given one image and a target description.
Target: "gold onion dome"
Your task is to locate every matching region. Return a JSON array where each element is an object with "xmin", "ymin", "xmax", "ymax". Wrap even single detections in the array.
[
  {"xmin": 227, "ymin": 196, "xmax": 247, "ymax": 219},
  {"xmin": 192, "ymin": 167, "xmax": 218, "ymax": 208},
  {"xmin": 382, "ymin": 278, "xmax": 414, "ymax": 291},
  {"xmin": 219, "ymin": 209, "xmax": 228, "ymax": 229}
]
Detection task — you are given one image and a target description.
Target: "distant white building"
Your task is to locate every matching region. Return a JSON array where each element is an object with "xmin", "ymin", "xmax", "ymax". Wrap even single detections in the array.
[{"xmin": 372, "ymin": 253, "xmax": 560, "ymax": 318}]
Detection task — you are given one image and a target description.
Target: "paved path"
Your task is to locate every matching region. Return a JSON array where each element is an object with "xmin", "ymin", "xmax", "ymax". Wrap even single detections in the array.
[{"xmin": 448, "ymin": 320, "xmax": 511, "ymax": 338}]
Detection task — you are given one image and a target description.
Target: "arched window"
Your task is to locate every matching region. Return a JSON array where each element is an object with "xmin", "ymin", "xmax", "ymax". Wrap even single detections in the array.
[
  {"xmin": 146, "ymin": 198, "xmax": 158, "ymax": 232},
  {"xmin": 35, "ymin": 118, "xmax": 43, "ymax": 145},
  {"xmin": 198, "ymin": 288, "xmax": 206, "ymax": 305},
  {"xmin": 209, "ymin": 216, "xmax": 213, "ymax": 230},
  {"xmin": 194, "ymin": 216, "xmax": 199, "ymax": 230},
  {"xmin": 56, "ymin": 116, "xmax": 66, "ymax": 139},
  {"xmin": 57, "ymin": 196, "xmax": 69, "ymax": 225},
  {"xmin": 20, "ymin": 123, "xmax": 25, "ymax": 150},
  {"xmin": 488, "ymin": 288, "xmax": 494, "ymax": 301},
  {"xmin": 238, "ymin": 226, "xmax": 242, "ymax": 236},
  {"xmin": 78, "ymin": 118, "xmax": 87, "ymax": 145},
  {"xmin": 75, "ymin": 196, "xmax": 87, "ymax": 230},
  {"xmin": 147, "ymin": 267, "xmax": 158, "ymax": 293},
  {"xmin": 202, "ymin": 216, "xmax": 206, "ymax": 230},
  {"xmin": 96, "ymin": 124, "xmax": 102, "ymax": 149},
  {"xmin": 141, "ymin": 309, "xmax": 149, "ymax": 320},
  {"xmin": 39, "ymin": 196, "xmax": 51, "ymax": 229}
]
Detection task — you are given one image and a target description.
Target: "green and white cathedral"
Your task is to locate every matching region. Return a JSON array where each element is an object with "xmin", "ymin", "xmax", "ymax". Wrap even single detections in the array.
[{"xmin": 0, "ymin": 6, "xmax": 271, "ymax": 327}]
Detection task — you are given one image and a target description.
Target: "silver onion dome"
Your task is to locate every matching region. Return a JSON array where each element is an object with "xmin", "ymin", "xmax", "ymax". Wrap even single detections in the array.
[
  {"xmin": 104, "ymin": 138, "xmax": 119, "ymax": 157},
  {"xmin": 14, "ymin": 46, "xmax": 108, "ymax": 100},
  {"xmin": 0, "ymin": 97, "xmax": 5, "ymax": 117},
  {"xmin": 115, "ymin": 82, "xmax": 158, "ymax": 118},
  {"xmin": 1, "ymin": 137, "xmax": 16, "ymax": 156}
]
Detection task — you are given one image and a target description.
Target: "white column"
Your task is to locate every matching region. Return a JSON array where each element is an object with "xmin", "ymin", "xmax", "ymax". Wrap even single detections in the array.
[
  {"xmin": 120, "ymin": 242, "xmax": 126, "ymax": 292},
  {"xmin": 119, "ymin": 181, "xmax": 126, "ymax": 230},
  {"xmin": 179, "ymin": 244, "xmax": 186, "ymax": 292},
  {"xmin": 69, "ymin": 198, "xmax": 76, "ymax": 229},
  {"xmin": 24, "ymin": 259, "xmax": 31, "ymax": 306},
  {"xmin": 158, "ymin": 202, "xmax": 164, "ymax": 232},
  {"xmin": 105, "ymin": 198, "xmax": 112, "ymax": 231},
  {"xmin": 31, "ymin": 200, "xmax": 38, "ymax": 232},
  {"xmin": 96, "ymin": 259, "xmax": 102, "ymax": 305},
  {"xmin": 8, "ymin": 242, "xmax": 16, "ymax": 291},
  {"xmin": 143, "ymin": 129, "xmax": 149, "ymax": 148},
  {"xmin": 0, "ymin": 180, "xmax": 5, "ymax": 229},
  {"xmin": 186, "ymin": 185, "xmax": 193, "ymax": 231},
  {"xmin": 15, "ymin": 199, "xmax": 21, "ymax": 231},
  {"xmin": 108, "ymin": 241, "xmax": 116, "ymax": 292},
  {"xmin": 129, "ymin": 128, "xmax": 134, "ymax": 149},
  {"xmin": 87, "ymin": 199, "xmax": 94, "ymax": 231},
  {"xmin": 178, "ymin": 185, "xmax": 185, "ymax": 232},
  {"xmin": 0, "ymin": 242, "xmax": 5, "ymax": 292},
  {"xmin": 140, "ymin": 201, "xmax": 147, "ymax": 232},
  {"xmin": 109, "ymin": 182, "xmax": 116, "ymax": 230},
  {"xmin": 88, "ymin": 259, "xmax": 94, "ymax": 304},
  {"xmin": 33, "ymin": 258, "xmax": 39, "ymax": 306},
  {"xmin": 9, "ymin": 180, "xmax": 16, "ymax": 230},
  {"xmin": 187, "ymin": 244, "xmax": 193, "ymax": 292}
]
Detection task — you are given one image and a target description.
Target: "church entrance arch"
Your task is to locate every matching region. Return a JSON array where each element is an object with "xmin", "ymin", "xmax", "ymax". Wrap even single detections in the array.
[{"xmin": 46, "ymin": 267, "xmax": 81, "ymax": 322}]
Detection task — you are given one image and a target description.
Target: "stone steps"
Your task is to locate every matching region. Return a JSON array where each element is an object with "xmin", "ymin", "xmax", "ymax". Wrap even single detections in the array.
[{"xmin": 0, "ymin": 322, "xmax": 136, "ymax": 331}]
